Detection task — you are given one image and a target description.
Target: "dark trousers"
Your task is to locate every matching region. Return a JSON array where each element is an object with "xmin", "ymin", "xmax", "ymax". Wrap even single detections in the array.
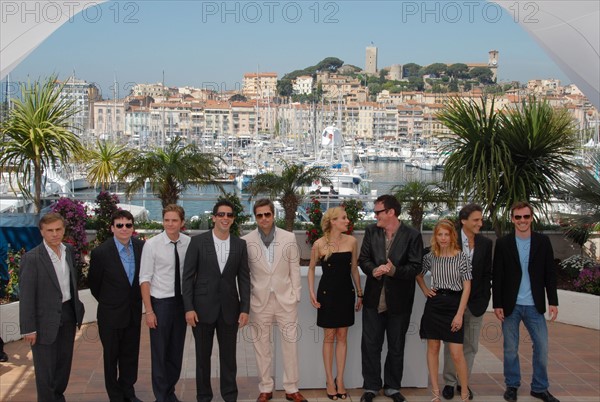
[
  {"xmin": 31, "ymin": 301, "xmax": 76, "ymax": 402},
  {"xmin": 98, "ymin": 321, "xmax": 141, "ymax": 401},
  {"xmin": 150, "ymin": 296, "xmax": 186, "ymax": 402},
  {"xmin": 192, "ymin": 314, "xmax": 239, "ymax": 402},
  {"xmin": 361, "ymin": 306, "xmax": 411, "ymax": 393}
]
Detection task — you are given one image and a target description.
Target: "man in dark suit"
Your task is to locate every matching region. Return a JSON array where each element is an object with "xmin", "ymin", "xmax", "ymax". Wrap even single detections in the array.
[
  {"xmin": 493, "ymin": 201, "xmax": 560, "ymax": 402},
  {"xmin": 358, "ymin": 194, "xmax": 423, "ymax": 402},
  {"xmin": 182, "ymin": 200, "xmax": 251, "ymax": 402},
  {"xmin": 19, "ymin": 212, "xmax": 85, "ymax": 402},
  {"xmin": 89, "ymin": 210, "xmax": 145, "ymax": 402},
  {"xmin": 442, "ymin": 204, "xmax": 493, "ymax": 400}
]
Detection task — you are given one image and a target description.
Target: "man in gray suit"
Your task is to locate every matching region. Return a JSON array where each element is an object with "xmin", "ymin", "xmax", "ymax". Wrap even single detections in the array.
[
  {"xmin": 19, "ymin": 212, "xmax": 85, "ymax": 402},
  {"xmin": 182, "ymin": 200, "xmax": 250, "ymax": 402}
]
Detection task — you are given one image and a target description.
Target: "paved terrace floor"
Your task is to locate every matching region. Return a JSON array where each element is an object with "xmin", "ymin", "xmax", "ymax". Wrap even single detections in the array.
[{"xmin": 1, "ymin": 313, "xmax": 598, "ymax": 402}]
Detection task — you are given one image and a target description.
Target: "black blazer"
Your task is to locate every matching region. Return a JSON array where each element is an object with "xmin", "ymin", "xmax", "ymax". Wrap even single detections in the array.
[
  {"xmin": 358, "ymin": 223, "xmax": 423, "ymax": 315},
  {"xmin": 459, "ymin": 233, "xmax": 493, "ymax": 317},
  {"xmin": 88, "ymin": 236, "xmax": 145, "ymax": 329},
  {"xmin": 182, "ymin": 230, "xmax": 250, "ymax": 325},
  {"xmin": 493, "ymin": 231, "xmax": 558, "ymax": 316},
  {"xmin": 19, "ymin": 243, "xmax": 85, "ymax": 344}
]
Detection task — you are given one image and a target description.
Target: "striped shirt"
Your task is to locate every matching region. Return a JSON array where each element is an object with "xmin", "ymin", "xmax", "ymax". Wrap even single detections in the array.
[{"xmin": 421, "ymin": 251, "xmax": 472, "ymax": 291}]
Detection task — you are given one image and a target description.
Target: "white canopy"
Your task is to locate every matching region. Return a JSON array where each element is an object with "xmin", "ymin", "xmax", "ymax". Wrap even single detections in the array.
[
  {"xmin": 493, "ymin": 0, "xmax": 600, "ymax": 109},
  {"xmin": 0, "ymin": 1, "xmax": 107, "ymax": 80}
]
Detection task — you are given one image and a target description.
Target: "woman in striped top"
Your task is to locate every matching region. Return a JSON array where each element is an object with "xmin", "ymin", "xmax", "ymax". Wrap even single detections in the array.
[{"xmin": 417, "ymin": 219, "xmax": 472, "ymax": 402}]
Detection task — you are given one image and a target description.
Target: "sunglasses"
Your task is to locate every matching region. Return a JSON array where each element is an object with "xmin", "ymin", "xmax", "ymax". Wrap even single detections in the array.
[
  {"xmin": 255, "ymin": 212, "xmax": 273, "ymax": 219},
  {"xmin": 215, "ymin": 212, "xmax": 235, "ymax": 218},
  {"xmin": 373, "ymin": 208, "xmax": 389, "ymax": 216},
  {"xmin": 513, "ymin": 214, "xmax": 531, "ymax": 220},
  {"xmin": 115, "ymin": 223, "xmax": 133, "ymax": 229}
]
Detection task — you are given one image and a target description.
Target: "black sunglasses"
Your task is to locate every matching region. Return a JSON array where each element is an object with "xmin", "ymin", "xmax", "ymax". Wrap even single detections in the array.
[
  {"xmin": 115, "ymin": 223, "xmax": 133, "ymax": 229},
  {"xmin": 215, "ymin": 212, "xmax": 235, "ymax": 218},
  {"xmin": 513, "ymin": 214, "xmax": 531, "ymax": 220},
  {"xmin": 373, "ymin": 208, "xmax": 389, "ymax": 216},
  {"xmin": 255, "ymin": 212, "xmax": 273, "ymax": 219}
]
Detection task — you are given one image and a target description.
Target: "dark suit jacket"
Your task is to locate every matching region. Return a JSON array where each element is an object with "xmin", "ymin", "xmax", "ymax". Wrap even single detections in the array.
[
  {"xmin": 19, "ymin": 243, "xmax": 85, "ymax": 344},
  {"xmin": 493, "ymin": 231, "xmax": 558, "ymax": 316},
  {"xmin": 182, "ymin": 230, "xmax": 250, "ymax": 325},
  {"xmin": 88, "ymin": 236, "xmax": 145, "ymax": 329},
  {"xmin": 459, "ymin": 233, "xmax": 493, "ymax": 317},
  {"xmin": 358, "ymin": 223, "xmax": 423, "ymax": 315}
]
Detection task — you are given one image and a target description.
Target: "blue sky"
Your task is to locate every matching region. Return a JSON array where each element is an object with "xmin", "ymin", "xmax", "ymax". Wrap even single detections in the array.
[{"xmin": 7, "ymin": 0, "xmax": 569, "ymax": 99}]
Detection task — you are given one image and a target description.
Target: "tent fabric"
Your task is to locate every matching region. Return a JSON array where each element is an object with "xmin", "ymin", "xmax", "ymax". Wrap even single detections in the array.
[
  {"xmin": 493, "ymin": 0, "xmax": 600, "ymax": 110},
  {"xmin": 0, "ymin": 214, "xmax": 42, "ymax": 283},
  {"xmin": 0, "ymin": 1, "xmax": 107, "ymax": 80}
]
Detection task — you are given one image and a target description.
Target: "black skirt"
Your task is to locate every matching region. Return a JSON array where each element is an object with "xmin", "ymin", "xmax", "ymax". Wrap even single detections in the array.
[{"xmin": 419, "ymin": 289, "xmax": 464, "ymax": 343}]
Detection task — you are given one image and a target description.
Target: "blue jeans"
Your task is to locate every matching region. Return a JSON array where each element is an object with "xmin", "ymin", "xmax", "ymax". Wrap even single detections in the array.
[{"xmin": 502, "ymin": 304, "xmax": 549, "ymax": 393}]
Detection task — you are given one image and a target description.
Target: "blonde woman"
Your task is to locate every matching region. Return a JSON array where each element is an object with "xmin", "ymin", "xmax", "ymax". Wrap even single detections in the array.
[
  {"xmin": 417, "ymin": 219, "xmax": 472, "ymax": 402},
  {"xmin": 308, "ymin": 207, "xmax": 363, "ymax": 400}
]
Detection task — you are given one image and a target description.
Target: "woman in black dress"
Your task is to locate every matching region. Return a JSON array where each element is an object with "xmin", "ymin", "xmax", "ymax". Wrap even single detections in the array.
[
  {"xmin": 416, "ymin": 219, "xmax": 472, "ymax": 402},
  {"xmin": 308, "ymin": 206, "xmax": 363, "ymax": 400}
]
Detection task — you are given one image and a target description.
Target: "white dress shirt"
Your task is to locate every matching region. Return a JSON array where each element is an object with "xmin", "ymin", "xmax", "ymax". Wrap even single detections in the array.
[
  {"xmin": 139, "ymin": 231, "xmax": 191, "ymax": 298},
  {"xmin": 212, "ymin": 231, "xmax": 230, "ymax": 273},
  {"xmin": 44, "ymin": 241, "xmax": 71, "ymax": 302}
]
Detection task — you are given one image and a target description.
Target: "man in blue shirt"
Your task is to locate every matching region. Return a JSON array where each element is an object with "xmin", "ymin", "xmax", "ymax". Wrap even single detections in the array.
[
  {"xmin": 89, "ymin": 210, "xmax": 145, "ymax": 402},
  {"xmin": 493, "ymin": 201, "xmax": 559, "ymax": 402}
]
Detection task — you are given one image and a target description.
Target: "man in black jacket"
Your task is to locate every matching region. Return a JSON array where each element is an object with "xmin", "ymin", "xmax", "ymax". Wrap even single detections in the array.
[
  {"xmin": 89, "ymin": 210, "xmax": 145, "ymax": 402},
  {"xmin": 442, "ymin": 204, "xmax": 492, "ymax": 400},
  {"xmin": 358, "ymin": 195, "xmax": 423, "ymax": 402},
  {"xmin": 493, "ymin": 201, "xmax": 559, "ymax": 402}
]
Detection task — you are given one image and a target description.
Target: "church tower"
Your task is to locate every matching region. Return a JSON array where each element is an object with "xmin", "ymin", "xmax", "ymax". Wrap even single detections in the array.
[{"xmin": 488, "ymin": 50, "xmax": 499, "ymax": 81}]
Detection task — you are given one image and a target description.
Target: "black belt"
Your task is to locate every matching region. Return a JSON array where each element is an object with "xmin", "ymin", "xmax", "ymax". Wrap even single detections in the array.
[{"xmin": 436, "ymin": 288, "xmax": 461, "ymax": 295}]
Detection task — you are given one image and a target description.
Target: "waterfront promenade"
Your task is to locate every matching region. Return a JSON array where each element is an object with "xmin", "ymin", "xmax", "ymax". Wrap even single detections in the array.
[{"xmin": 0, "ymin": 313, "xmax": 598, "ymax": 401}]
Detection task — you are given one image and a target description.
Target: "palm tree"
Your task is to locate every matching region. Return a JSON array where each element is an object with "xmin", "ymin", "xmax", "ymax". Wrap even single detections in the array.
[
  {"xmin": 561, "ymin": 151, "xmax": 600, "ymax": 251},
  {"xmin": 120, "ymin": 137, "xmax": 222, "ymax": 208},
  {"xmin": 438, "ymin": 96, "xmax": 578, "ymax": 235},
  {"xmin": 391, "ymin": 180, "xmax": 456, "ymax": 232},
  {"xmin": 82, "ymin": 140, "xmax": 133, "ymax": 191},
  {"xmin": 0, "ymin": 76, "xmax": 84, "ymax": 213},
  {"xmin": 246, "ymin": 161, "xmax": 330, "ymax": 231}
]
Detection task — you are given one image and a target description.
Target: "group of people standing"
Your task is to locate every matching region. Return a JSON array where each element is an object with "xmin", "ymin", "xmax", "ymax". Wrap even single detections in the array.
[{"xmin": 17, "ymin": 195, "xmax": 559, "ymax": 402}]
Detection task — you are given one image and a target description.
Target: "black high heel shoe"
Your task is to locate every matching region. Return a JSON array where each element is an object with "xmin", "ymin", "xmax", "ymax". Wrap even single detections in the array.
[
  {"xmin": 335, "ymin": 377, "xmax": 348, "ymax": 400},
  {"xmin": 326, "ymin": 381, "xmax": 338, "ymax": 400}
]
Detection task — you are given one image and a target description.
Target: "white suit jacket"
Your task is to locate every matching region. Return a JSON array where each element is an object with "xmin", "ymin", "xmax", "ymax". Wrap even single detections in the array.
[{"xmin": 242, "ymin": 228, "xmax": 301, "ymax": 313}]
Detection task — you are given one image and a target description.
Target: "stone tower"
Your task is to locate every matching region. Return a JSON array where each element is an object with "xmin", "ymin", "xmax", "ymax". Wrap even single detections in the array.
[{"xmin": 366, "ymin": 45, "xmax": 378, "ymax": 75}]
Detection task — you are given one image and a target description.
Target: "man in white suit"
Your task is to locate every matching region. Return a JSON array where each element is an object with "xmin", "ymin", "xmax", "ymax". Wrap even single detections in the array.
[{"xmin": 242, "ymin": 199, "xmax": 308, "ymax": 402}]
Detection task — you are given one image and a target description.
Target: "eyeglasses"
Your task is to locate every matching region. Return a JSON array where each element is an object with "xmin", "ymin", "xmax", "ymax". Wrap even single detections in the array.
[
  {"xmin": 373, "ymin": 208, "xmax": 389, "ymax": 216},
  {"xmin": 513, "ymin": 214, "xmax": 531, "ymax": 220},
  {"xmin": 215, "ymin": 212, "xmax": 235, "ymax": 218},
  {"xmin": 115, "ymin": 223, "xmax": 133, "ymax": 229},
  {"xmin": 255, "ymin": 212, "xmax": 273, "ymax": 219}
]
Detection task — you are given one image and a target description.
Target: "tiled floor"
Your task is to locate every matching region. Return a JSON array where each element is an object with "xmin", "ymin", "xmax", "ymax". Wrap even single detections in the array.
[{"xmin": 1, "ymin": 313, "xmax": 598, "ymax": 401}]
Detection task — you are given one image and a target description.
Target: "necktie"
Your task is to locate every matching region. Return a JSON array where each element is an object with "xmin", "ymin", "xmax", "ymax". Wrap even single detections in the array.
[
  {"xmin": 124, "ymin": 245, "xmax": 133, "ymax": 285},
  {"xmin": 172, "ymin": 241, "xmax": 181, "ymax": 297}
]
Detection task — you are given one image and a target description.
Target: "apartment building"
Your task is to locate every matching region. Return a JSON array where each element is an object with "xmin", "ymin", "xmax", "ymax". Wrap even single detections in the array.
[
  {"xmin": 57, "ymin": 76, "xmax": 100, "ymax": 134},
  {"xmin": 242, "ymin": 72, "xmax": 278, "ymax": 99},
  {"xmin": 92, "ymin": 99, "xmax": 127, "ymax": 141},
  {"xmin": 292, "ymin": 75, "xmax": 313, "ymax": 95}
]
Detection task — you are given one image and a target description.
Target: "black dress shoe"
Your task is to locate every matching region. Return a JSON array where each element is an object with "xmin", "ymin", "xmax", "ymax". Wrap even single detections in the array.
[
  {"xmin": 389, "ymin": 392, "xmax": 406, "ymax": 402},
  {"xmin": 442, "ymin": 385, "xmax": 455, "ymax": 399},
  {"xmin": 125, "ymin": 397, "xmax": 143, "ymax": 402},
  {"xmin": 360, "ymin": 392, "xmax": 376, "ymax": 402},
  {"xmin": 504, "ymin": 387, "xmax": 518, "ymax": 401},
  {"xmin": 456, "ymin": 385, "xmax": 473, "ymax": 400},
  {"xmin": 0, "ymin": 351, "xmax": 8, "ymax": 362},
  {"xmin": 530, "ymin": 390, "xmax": 560, "ymax": 402}
]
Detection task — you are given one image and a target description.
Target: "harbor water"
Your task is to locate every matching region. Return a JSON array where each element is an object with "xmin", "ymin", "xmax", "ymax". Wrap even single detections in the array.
[{"xmin": 75, "ymin": 162, "xmax": 443, "ymax": 221}]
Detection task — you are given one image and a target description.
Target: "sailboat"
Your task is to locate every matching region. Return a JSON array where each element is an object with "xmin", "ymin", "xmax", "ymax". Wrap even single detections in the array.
[{"xmin": 305, "ymin": 125, "xmax": 371, "ymax": 197}]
